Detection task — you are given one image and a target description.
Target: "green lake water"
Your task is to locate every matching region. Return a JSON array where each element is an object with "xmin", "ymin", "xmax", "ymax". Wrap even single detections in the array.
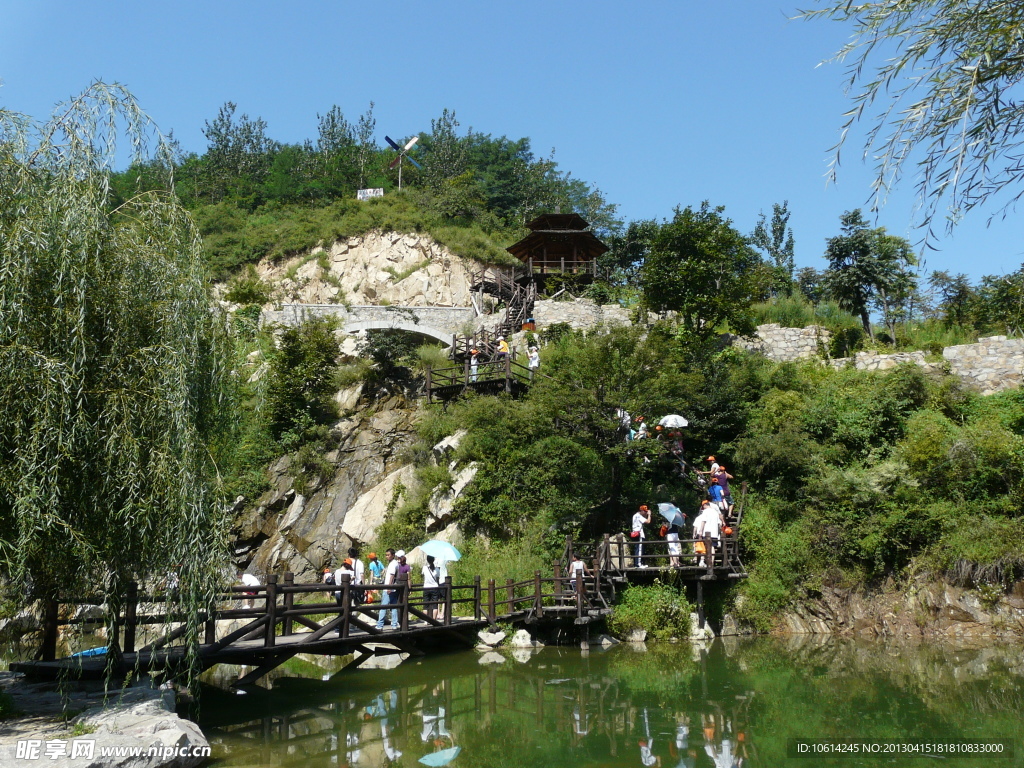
[{"xmin": 195, "ymin": 636, "xmax": 1024, "ymax": 768}]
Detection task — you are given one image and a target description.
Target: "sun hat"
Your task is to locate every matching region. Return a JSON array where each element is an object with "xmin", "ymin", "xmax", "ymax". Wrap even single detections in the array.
[
  {"xmin": 707, "ymin": 455, "xmax": 716, "ymax": 461},
  {"xmin": 368, "ymin": 552, "xmax": 377, "ymax": 559},
  {"xmin": 471, "ymin": 349, "xmax": 478, "ymax": 354},
  {"xmin": 344, "ymin": 558, "xmax": 353, "ymax": 565},
  {"xmin": 396, "ymin": 549, "xmax": 406, "ymax": 558}
]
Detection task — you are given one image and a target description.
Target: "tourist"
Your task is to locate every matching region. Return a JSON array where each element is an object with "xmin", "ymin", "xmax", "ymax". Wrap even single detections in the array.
[
  {"xmin": 707, "ymin": 476, "xmax": 726, "ymax": 514},
  {"xmin": 376, "ymin": 549, "xmax": 400, "ymax": 630},
  {"xmin": 496, "ymin": 336, "xmax": 509, "ymax": 359},
  {"xmin": 713, "ymin": 465, "xmax": 735, "ymax": 517},
  {"xmin": 698, "ymin": 455, "xmax": 720, "ymax": 477},
  {"xmin": 635, "ymin": 416, "xmax": 649, "ymax": 440},
  {"xmin": 348, "ymin": 546, "xmax": 365, "ymax": 604},
  {"xmin": 631, "ymin": 504, "xmax": 652, "ymax": 567},
  {"xmin": 694, "ymin": 500, "xmax": 725, "ymax": 569},
  {"xmin": 527, "ymin": 346, "xmax": 540, "ymax": 379},
  {"xmin": 569, "ymin": 552, "xmax": 590, "ymax": 594},
  {"xmin": 422, "ymin": 554, "xmax": 442, "ymax": 620},
  {"xmin": 469, "ymin": 348, "xmax": 479, "ymax": 382},
  {"xmin": 435, "ymin": 558, "xmax": 450, "ymax": 621},
  {"xmin": 238, "ymin": 571, "xmax": 260, "ymax": 609},
  {"xmin": 367, "ymin": 552, "xmax": 384, "ymax": 602},
  {"xmin": 666, "ymin": 519, "xmax": 683, "ymax": 568},
  {"xmin": 333, "ymin": 558, "xmax": 357, "ymax": 606},
  {"xmin": 616, "ymin": 407, "xmax": 632, "ymax": 442}
]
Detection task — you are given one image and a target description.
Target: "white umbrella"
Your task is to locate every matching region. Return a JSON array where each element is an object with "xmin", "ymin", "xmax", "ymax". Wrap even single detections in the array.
[{"xmin": 659, "ymin": 414, "xmax": 689, "ymax": 428}]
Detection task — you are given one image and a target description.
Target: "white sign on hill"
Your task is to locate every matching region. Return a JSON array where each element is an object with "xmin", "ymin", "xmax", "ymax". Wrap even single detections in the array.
[{"xmin": 357, "ymin": 188, "xmax": 384, "ymax": 201}]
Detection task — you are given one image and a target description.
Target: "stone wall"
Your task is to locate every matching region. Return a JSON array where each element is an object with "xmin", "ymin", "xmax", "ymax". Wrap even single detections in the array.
[
  {"xmin": 734, "ymin": 324, "xmax": 830, "ymax": 362},
  {"xmin": 943, "ymin": 335, "xmax": 1024, "ymax": 395},
  {"xmin": 531, "ymin": 298, "xmax": 631, "ymax": 331},
  {"xmin": 829, "ymin": 349, "xmax": 942, "ymax": 374}
]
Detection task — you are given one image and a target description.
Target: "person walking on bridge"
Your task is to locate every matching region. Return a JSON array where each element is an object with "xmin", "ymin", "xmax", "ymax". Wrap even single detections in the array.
[
  {"xmin": 631, "ymin": 505, "xmax": 652, "ymax": 567},
  {"xmin": 376, "ymin": 549, "xmax": 399, "ymax": 630}
]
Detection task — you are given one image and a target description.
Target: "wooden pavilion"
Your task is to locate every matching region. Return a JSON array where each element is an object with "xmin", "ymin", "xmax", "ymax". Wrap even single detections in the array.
[{"xmin": 506, "ymin": 212, "xmax": 608, "ymax": 283}]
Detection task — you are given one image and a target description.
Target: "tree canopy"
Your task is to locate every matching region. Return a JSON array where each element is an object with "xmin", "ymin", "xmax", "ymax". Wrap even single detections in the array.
[
  {"xmin": 640, "ymin": 203, "xmax": 771, "ymax": 348},
  {"xmin": 0, "ymin": 83, "xmax": 232, "ymax": 661},
  {"xmin": 802, "ymin": 0, "xmax": 1024, "ymax": 231}
]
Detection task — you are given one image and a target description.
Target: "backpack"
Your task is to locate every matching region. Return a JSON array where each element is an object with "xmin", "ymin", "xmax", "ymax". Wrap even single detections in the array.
[{"xmin": 324, "ymin": 571, "xmax": 336, "ymax": 585}]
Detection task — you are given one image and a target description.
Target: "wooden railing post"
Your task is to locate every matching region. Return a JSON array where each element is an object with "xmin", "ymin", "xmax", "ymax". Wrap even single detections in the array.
[
  {"xmin": 566, "ymin": 534, "xmax": 573, "ymax": 565},
  {"xmin": 487, "ymin": 579, "xmax": 497, "ymax": 624},
  {"xmin": 603, "ymin": 534, "xmax": 611, "ymax": 570},
  {"xmin": 340, "ymin": 575, "xmax": 351, "ymax": 638},
  {"xmin": 576, "ymin": 576, "xmax": 584, "ymax": 619},
  {"xmin": 426, "ymin": 366, "xmax": 432, "ymax": 403},
  {"xmin": 617, "ymin": 535, "xmax": 626, "ymax": 571},
  {"xmin": 474, "ymin": 575, "xmax": 482, "ymax": 621},
  {"xmin": 264, "ymin": 575, "xmax": 278, "ymax": 648},
  {"xmin": 41, "ymin": 599, "xmax": 59, "ymax": 662},
  {"xmin": 444, "ymin": 576, "xmax": 453, "ymax": 626},
  {"xmin": 398, "ymin": 573, "xmax": 409, "ymax": 632},
  {"xmin": 123, "ymin": 581, "xmax": 138, "ymax": 655},
  {"xmin": 282, "ymin": 572, "xmax": 294, "ymax": 636},
  {"xmin": 506, "ymin": 578, "xmax": 515, "ymax": 614},
  {"xmin": 534, "ymin": 571, "xmax": 543, "ymax": 618},
  {"xmin": 592, "ymin": 558, "xmax": 601, "ymax": 600},
  {"xmin": 553, "ymin": 561, "xmax": 562, "ymax": 602},
  {"xmin": 205, "ymin": 614, "xmax": 216, "ymax": 644}
]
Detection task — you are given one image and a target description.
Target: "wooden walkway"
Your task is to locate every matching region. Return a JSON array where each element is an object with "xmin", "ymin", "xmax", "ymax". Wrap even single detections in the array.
[{"xmin": 13, "ymin": 532, "xmax": 745, "ymax": 688}]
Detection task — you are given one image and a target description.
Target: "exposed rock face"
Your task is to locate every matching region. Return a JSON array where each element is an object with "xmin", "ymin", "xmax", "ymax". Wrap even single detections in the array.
[
  {"xmin": 251, "ymin": 231, "xmax": 479, "ymax": 308},
  {"xmin": 778, "ymin": 578, "xmax": 1024, "ymax": 639},
  {"xmin": 233, "ymin": 398, "xmax": 418, "ymax": 582}
]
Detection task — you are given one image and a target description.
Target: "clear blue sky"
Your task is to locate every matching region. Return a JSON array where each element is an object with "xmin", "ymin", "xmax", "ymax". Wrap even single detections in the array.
[{"xmin": 1, "ymin": 0, "xmax": 1019, "ymax": 283}]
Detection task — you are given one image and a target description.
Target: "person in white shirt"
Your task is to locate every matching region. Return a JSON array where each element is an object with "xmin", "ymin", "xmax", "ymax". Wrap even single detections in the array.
[
  {"xmin": 527, "ymin": 346, "xmax": 540, "ymax": 379},
  {"xmin": 569, "ymin": 552, "xmax": 590, "ymax": 594},
  {"xmin": 238, "ymin": 571, "xmax": 260, "ymax": 609},
  {"xmin": 376, "ymin": 549, "xmax": 400, "ymax": 629},
  {"xmin": 422, "ymin": 555, "xmax": 442, "ymax": 620},
  {"xmin": 348, "ymin": 547, "xmax": 365, "ymax": 605},
  {"xmin": 693, "ymin": 501, "xmax": 725, "ymax": 568},
  {"xmin": 631, "ymin": 505, "xmax": 652, "ymax": 567}
]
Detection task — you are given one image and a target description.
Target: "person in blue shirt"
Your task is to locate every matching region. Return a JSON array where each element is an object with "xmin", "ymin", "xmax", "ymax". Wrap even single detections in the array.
[{"xmin": 708, "ymin": 476, "xmax": 726, "ymax": 513}]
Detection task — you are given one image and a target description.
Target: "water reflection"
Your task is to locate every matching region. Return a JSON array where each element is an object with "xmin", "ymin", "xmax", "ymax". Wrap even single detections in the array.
[{"xmin": 197, "ymin": 637, "xmax": 1023, "ymax": 767}]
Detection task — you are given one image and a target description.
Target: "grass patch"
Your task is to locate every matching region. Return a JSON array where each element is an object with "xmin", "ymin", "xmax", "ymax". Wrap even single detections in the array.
[{"xmin": 384, "ymin": 259, "xmax": 430, "ymax": 282}]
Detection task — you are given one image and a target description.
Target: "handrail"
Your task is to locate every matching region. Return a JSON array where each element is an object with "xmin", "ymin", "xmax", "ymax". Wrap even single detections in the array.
[{"xmin": 36, "ymin": 530, "xmax": 745, "ymax": 662}]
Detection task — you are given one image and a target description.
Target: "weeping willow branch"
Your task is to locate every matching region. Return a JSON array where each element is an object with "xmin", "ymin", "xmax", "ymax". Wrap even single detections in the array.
[
  {"xmin": 800, "ymin": 1, "xmax": 1024, "ymax": 235},
  {"xmin": 0, "ymin": 82, "xmax": 234, "ymax": 686}
]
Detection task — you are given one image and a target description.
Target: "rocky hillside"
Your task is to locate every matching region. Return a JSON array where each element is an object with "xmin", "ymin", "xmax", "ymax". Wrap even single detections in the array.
[{"xmin": 240, "ymin": 230, "xmax": 483, "ymax": 308}]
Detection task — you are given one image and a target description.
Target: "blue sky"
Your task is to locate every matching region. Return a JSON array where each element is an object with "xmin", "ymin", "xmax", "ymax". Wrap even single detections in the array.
[{"xmin": 1, "ymin": 0, "xmax": 1019, "ymax": 283}]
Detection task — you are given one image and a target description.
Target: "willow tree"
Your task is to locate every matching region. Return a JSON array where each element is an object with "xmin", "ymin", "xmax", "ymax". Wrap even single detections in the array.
[{"xmin": 0, "ymin": 83, "xmax": 232, "ymax": 666}]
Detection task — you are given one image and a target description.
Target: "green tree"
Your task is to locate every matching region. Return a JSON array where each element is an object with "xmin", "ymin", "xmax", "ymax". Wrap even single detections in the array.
[
  {"xmin": 928, "ymin": 270, "xmax": 975, "ymax": 328},
  {"xmin": 0, "ymin": 83, "xmax": 232, "ymax": 665},
  {"xmin": 640, "ymin": 203, "xmax": 771, "ymax": 348},
  {"xmin": 201, "ymin": 101, "xmax": 277, "ymax": 206},
  {"xmin": 822, "ymin": 210, "xmax": 917, "ymax": 339},
  {"xmin": 802, "ymin": 1, "xmax": 1024, "ymax": 228},
  {"xmin": 751, "ymin": 201, "xmax": 796, "ymax": 294},
  {"xmin": 265, "ymin": 318, "xmax": 341, "ymax": 439}
]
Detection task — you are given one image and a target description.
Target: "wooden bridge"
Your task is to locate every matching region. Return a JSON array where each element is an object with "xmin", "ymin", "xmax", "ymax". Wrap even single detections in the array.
[{"xmin": 13, "ymin": 531, "xmax": 745, "ymax": 688}]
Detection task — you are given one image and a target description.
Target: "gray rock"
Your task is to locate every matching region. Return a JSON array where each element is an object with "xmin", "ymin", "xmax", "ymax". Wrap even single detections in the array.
[
  {"xmin": 595, "ymin": 634, "xmax": 620, "ymax": 647},
  {"xmin": 477, "ymin": 630, "xmax": 506, "ymax": 647},
  {"xmin": 508, "ymin": 629, "xmax": 543, "ymax": 648},
  {"xmin": 626, "ymin": 628, "xmax": 647, "ymax": 643}
]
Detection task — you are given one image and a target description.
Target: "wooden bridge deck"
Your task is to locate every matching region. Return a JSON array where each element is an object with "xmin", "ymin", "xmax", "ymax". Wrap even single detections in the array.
[{"xmin": 13, "ymin": 533, "xmax": 745, "ymax": 687}]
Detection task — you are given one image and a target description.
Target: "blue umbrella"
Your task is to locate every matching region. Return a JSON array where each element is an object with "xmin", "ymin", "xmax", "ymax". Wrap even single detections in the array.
[
  {"xmin": 420, "ymin": 540, "xmax": 462, "ymax": 562},
  {"xmin": 657, "ymin": 503, "xmax": 684, "ymax": 527},
  {"xmin": 419, "ymin": 746, "xmax": 461, "ymax": 766}
]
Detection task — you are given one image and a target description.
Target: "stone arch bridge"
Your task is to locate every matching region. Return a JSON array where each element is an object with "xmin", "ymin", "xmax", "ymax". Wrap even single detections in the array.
[{"xmin": 265, "ymin": 304, "xmax": 476, "ymax": 345}]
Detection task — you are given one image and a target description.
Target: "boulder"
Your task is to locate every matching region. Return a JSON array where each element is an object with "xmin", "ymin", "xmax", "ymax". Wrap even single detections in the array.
[
  {"xmin": 689, "ymin": 613, "xmax": 715, "ymax": 641},
  {"xmin": 595, "ymin": 634, "xmax": 620, "ymax": 647},
  {"xmin": 477, "ymin": 630, "xmax": 506, "ymax": 647},
  {"xmin": 508, "ymin": 629, "xmax": 543, "ymax": 648},
  {"xmin": 626, "ymin": 628, "xmax": 647, "ymax": 643}
]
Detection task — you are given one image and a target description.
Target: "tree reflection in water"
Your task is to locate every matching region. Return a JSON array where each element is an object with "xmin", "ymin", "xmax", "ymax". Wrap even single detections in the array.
[{"xmin": 196, "ymin": 636, "xmax": 1024, "ymax": 767}]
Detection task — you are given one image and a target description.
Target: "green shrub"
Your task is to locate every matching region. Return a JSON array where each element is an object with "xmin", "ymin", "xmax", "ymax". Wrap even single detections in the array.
[{"xmin": 608, "ymin": 582, "xmax": 692, "ymax": 640}]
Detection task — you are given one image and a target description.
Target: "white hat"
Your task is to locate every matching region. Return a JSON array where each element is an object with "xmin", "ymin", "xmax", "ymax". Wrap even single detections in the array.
[
  {"xmin": 497, "ymin": 336, "xmax": 504, "ymax": 341},
  {"xmin": 396, "ymin": 549, "xmax": 406, "ymax": 558}
]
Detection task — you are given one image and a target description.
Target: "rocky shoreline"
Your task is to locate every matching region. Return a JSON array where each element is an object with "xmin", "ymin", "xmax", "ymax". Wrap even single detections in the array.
[{"xmin": 0, "ymin": 674, "xmax": 208, "ymax": 768}]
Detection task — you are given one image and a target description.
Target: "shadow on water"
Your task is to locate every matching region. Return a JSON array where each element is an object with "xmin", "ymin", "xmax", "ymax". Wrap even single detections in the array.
[{"xmin": 193, "ymin": 636, "xmax": 1024, "ymax": 767}]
